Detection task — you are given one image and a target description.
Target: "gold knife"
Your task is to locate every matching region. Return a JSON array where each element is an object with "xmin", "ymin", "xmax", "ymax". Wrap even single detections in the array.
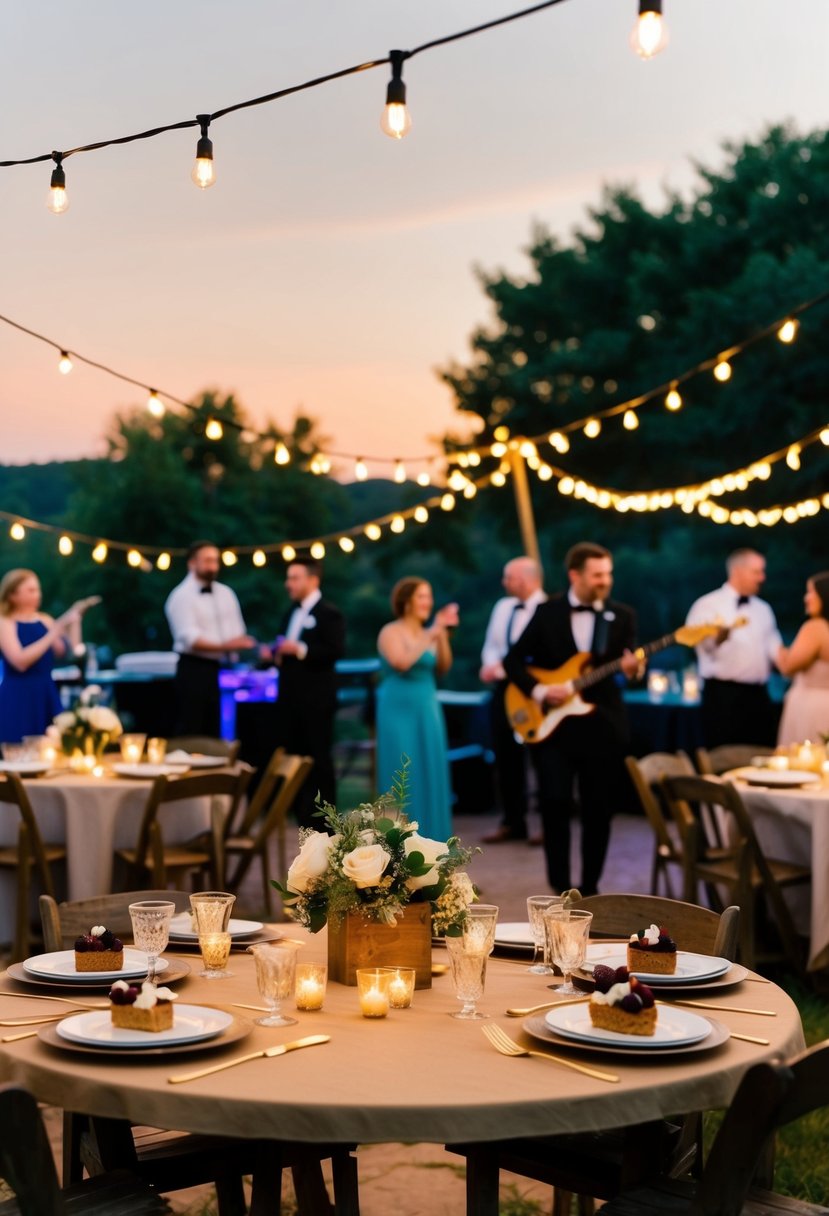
[
  {"xmin": 660, "ymin": 1000, "xmax": 776, "ymax": 1017},
  {"xmin": 730, "ymin": 1032, "xmax": 770, "ymax": 1045},
  {"xmin": 168, "ymin": 1034, "xmax": 330, "ymax": 1084}
]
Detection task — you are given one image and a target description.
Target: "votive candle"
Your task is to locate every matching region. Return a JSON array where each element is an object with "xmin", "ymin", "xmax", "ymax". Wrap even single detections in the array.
[
  {"xmin": 385, "ymin": 967, "xmax": 415, "ymax": 1009},
  {"xmin": 356, "ymin": 968, "xmax": 391, "ymax": 1018},
  {"xmin": 199, "ymin": 932, "xmax": 232, "ymax": 974},
  {"xmin": 295, "ymin": 963, "xmax": 327, "ymax": 1011}
]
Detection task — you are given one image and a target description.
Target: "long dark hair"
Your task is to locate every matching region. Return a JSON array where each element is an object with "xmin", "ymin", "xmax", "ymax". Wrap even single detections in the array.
[{"xmin": 810, "ymin": 572, "xmax": 829, "ymax": 621}]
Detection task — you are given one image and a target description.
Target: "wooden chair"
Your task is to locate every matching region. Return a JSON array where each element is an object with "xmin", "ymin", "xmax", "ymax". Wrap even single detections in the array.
[
  {"xmin": 167, "ymin": 736, "xmax": 240, "ymax": 763},
  {"xmin": 661, "ymin": 775, "xmax": 810, "ymax": 973},
  {"xmin": 223, "ymin": 752, "xmax": 313, "ymax": 915},
  {"xmin": 696, "ymin": 744, "xmax": 776, "ymax": 775},
  {"xmin": 0, "ymin": 1082, "xmax": 170, "ymax": 1216},
  {"xmin": 0, "ymin": 773, "xmax": 66, "ymax": 962},
  {"xmin": 448, "ymin": 897, "xmax": 740, "ymax": 1216},
  {"xmin": 625, "ymin": 752, "xmax": 695, "ymax": 897},
  {"xmin": 38, "ymin": 893, "xmax": 361, "ymax": 1216},
  {"xmin": 598, "ymin": 1038, "xmax": 829, "ymax": 1216},
  {"xmin": 115, "ymin": 767, "xmax": 252, "ymax": 890}
]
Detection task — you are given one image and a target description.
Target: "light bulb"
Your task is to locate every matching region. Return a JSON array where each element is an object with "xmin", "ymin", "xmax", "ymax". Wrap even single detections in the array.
[
  {"xmin": 538, "ymin": 464, "xmax": 554, "ymax": 481},
  {"xmin": 820, "ymin": 428, "xmax": 829, "ymax": 446},
  {"xmin": 127, "ymin": 549, "xmax": 143, "ymax": 568},
  {"xmin": 416, "ymin": 470, "xmax": 431, "ymax": 487},
  {"xmin": 448, "ymin": 469, "xmax": 467, "ymax": 492},
  {"xmin": 355, "ymin": 458, "xmax": 368, "ymax": 481},
  {"xmin": 623, "ymin": 409, "xmax": 639, "ymax": 430},
  {"xmin": 777, "ymin": 318, "xmax": 799, "ymax": 344},
  {"xmin": 630, "ymin": 0, "xmax": 668, "ymax": 59},
  {"xmin": 786, "ymin": 445, "xmax": 801, "ymax": 471},
  {"xmin": 490, "ymin": 471, "xmax": 507, "ymax": 487},
  {"xmin": 381, "ymin": 51, "xmax": 411, "ymax": 140},
  {"xmin": 58, "ymin": 352, "xmax": 73, "ymax": 375},
  {"xmin": 274, "ymin": 442, "xmax": 290, "ymax": 465},
  {"xmin": 390, "ymin": 515, "xmax": 405, "ymax": 533},
  {"xmin": 490, "ymin": 442, "xmax": 508, "ymax": 458},
  {"xmin": 156, "ymin": 552, "xmax": 171, "ymax": 571},
  {"xmin": 549, "ymin": 431, "xmax": 570, "ymax": 453},
  {"xmin": 713, "ymin": 359, "xmax": 732, "ymax": 382},
  {"xmin": 310, "ymin": 541, "xmax": 325, "ymax": 559},
  {"xmin": 282, "ymin": 544, "xmax": 297, "ymax": 562},
  {"xmin": 665, "ymin": 385, "xmax": 682, "ymax": 411},
  {"xmin": 47, "ymin": 156, "xmax": 69, "ymax": 214},
  {"xmin": 91, "ymin": 542, "xmax": 108, "ymax": 563},
  {"xmin": 222, "ymin": 550, "xmax": 238, "ymax": 566},
  {"xmin": 365, "ymin": 523, "xmax": 382, "ymax": 541},
  {"xmin": 205, "ymin": 418, "xmax": 223, "ymax": 440},
  {"xmin": 394, "ymin": 460, "xmax": 406, "ymax": 484},
  {"xmin": 414, "ymin": 505, "xmax": 429, "ymax": 523},
  {"xmin": 191, "ymin": 115, "xmax": 215, "ymax": 188},
  {"xmin": 440, "ymin": 493, "xmax": 455, "ymax": 512},
  {"xmin": 338, "ymin": 536, "xmax": 355, "ymax": 553},
  {"xmin": 252, "ymin": 549, "xmax": 267, "ymax": 567},
  {"xmin": 9, "ymin": 522, "xmax": 25, "ymax": 541},
  {"xmin": 58, "ymin": 535, "xmax": 73, "ymax": 556},
  {"xmin": 147, "ymin": 391, "xmax": 165, "ymax": 418},
  {"xmin": 493, "ymin": 425, "xmax": 510, "ymax": 441},
  {"xmin": 584, "ymin": 418, "xmax": 602, "ymax": 439},
  {"xmin": 463, "ymin": 482, "xmax": 477, "ymax": 498}
]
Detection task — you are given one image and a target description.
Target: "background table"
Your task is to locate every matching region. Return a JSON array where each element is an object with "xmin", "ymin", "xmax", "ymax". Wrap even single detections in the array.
[
  {"xmin": 0, "ymin": 771, "xmax": 212, "ymax": 947},
  {"xmin": 0, "ymin": 929, "xmax": 804, "ymax": 1148}
]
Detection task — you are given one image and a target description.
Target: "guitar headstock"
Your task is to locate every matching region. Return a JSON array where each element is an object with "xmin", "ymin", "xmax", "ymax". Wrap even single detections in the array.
[{"xmin": 675, "ymin": 617, "xmax": 748, "ymax": 647}]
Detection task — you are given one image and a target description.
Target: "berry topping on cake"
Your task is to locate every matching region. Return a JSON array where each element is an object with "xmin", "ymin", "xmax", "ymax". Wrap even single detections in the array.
[
  {"xmin": 589, "ymin": 971, "xmax": 657, "ymax": 1035},
  {"xmin": 109, "ymin": 981, "xmax": 176, "ymax": 1032},
  {"xmin": 73, "ymin": 925, "xmax": 124, "ymax": 971}
]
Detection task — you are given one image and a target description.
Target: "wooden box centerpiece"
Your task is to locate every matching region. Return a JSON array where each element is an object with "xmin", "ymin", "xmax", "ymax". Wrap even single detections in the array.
[{"xmin": 327, "ymin": 902, "xmax": 432, "ymax": 988}]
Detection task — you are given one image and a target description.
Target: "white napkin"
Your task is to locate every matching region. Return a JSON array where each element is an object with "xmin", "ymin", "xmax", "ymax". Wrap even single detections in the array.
[{"xmin": 164, "ymin": 749, "xmax": 192, "ymax": 763}]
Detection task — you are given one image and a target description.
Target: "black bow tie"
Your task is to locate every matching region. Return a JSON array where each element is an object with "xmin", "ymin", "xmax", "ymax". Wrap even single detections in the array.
[
  {"xmin": 572, "ymin": 604, "xmax": 597, "ymax": 614},
  {"xmin": 200, "ymin": 585, "xmax": 213, "ymax": 595},
  {"xmin": 737, "ymin": 595, "xmax": 750, "ymax": 607}
]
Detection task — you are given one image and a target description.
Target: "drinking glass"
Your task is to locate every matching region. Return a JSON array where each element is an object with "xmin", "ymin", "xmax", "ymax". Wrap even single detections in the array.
[
  {"xmin": 543, "ymin": 907, "xmax": 593, "ymax": 996},
  {"xmin": 526, "ymin": 895, "xmax": 564, "ymax": 974},
  {"xmin": 446, "ymin": 903, "xmax": 499, "ymax": 1020},
  {"xmin": 190, "ymin": 891, "xmax": 236, "ymax": 935},
  {"xmin": 198, "ymin": 932, "xmax": 233, "ymax": 979},
  {"xmin": 119, "ymin": 734, "xmax": 147, "ymax": 764},
  {"xmin": 248, "ymin": 942, "xmax": 299, "ymax": 1027},
  {"xmin": 128, "ymin": 900, "xmax": 175, "ymax": 985},
  {"xmin": 146, "ymin": 737, "xmax": 167, "ymax": 765}
]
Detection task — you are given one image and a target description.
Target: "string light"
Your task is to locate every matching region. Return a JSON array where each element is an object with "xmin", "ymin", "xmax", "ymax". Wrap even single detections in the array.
[
  {"xmin": 205, "ymin": 419, "xmax": 224, "ymax": 440},
  {"xmin": 221, "ymin": 550, "xmax": 238, "ymax": 566},
  {"xmin": 490, "ymin": 470, "xmax": 507, "ymax": 487},
  {"xmin": 584, "ymin": 418, "xmax": 601, "ymax": 439},
  {"xmin": 91, "ymin": 542, "xmax": 108, "ymax": 563},
  {"xmin": 414, "ymin": 505, "xmax": 429, "ymax": 523},
  {"xmin": 252, "ymin": 549, "xmax": 267, "ymax": 566},
  {"xmin": 416, "ymin": 470, "xmax": 431, "ymax": 487},
  {"xmin": 310, "ymin": 541, "xmax": 326, "ymax": 559},
  {"xmin": 440, "ymin": 493, "xmax": 455, "ymax": 511},
  {"xmin": 713, "ymin": 359, "xmax": 732, "ymax": 382},
  {"xmin": 447, "ymin": 469, "xmax": 468, "ymax": 492},
  {"xmin": 156, "ymin": 552, "xmax": 171, "ymax": 571},
  {"xmin": 394, "ymin": 460, "xmax": 406, "ymax": 484},
  {"xmin": 549, "ymin": 431, "xmax": 570, "ymax": 454},
  {"xmin": 9, "ymin": 522, "xmax": 25, "ymax": 541},
  {"xmin": 786, "ymin": 444, "xmax": 801, "ymax": 471},
  {"xmin": 381, "ymin": 49, "xmax": 412, "ymax": 140},
  {"xmin": 58, "ymin": 535, "xmax": 73, "ymax": 556},
  {"xmin": 364, "ymin": 523, "xmax": 382, "ymax": 541},
  {"xmin": 127, "ymin": 549, "xmax": 143, "ymax": 567},
  {"xmin": 147, "ymin": 390, "xmax": 165, "ymax": 418},
  {"xmin": 191, "ymin": 115, "xmax": 215, "ymax": 189},
  {"xmin": 777, "ymin": 318, "xmax": 799, "ymax": 344},
  {"xmin": 630, "ymin": 0, "xmax": 668, "ymax": 59},
  {"xmin": 463, "ymin": 482, "xmax": 478, "ymax": 498},
  {"xmin": 338, "ymin": 536, "xmax": 355, "ymax": 553},
  {"xmin": 47, "ymin": 153, "xmax": 69, "ymax": 214},
  {"xmin": 281, "ymin": 544, "xmax": 297, "ymax": 562},
  {"xmin": 623, "ymin": 409, "xmax": 639, "ymax": 431},
  {"xmin": 274, "ymin": 442, "xmax": 291, "ymax": 466},
  {"xmin": 58, "ymin": 351, "xmax": 73, "ymax": 375},
  {"xmin": 390, "ymin": 515, "xmax": 406, "ymax": 533},
  {"xmin": 821, "ymin": 428, "xmax": 829, "ymax": 446},
  {"xmin": 665, "ymin": 384, "xmax": 682, "ymax": 411},
  {"xmin": 355, "ymin": 458, "xmax": 368, "ymax": 482},
  {"xmin": 490, "ymin": 441, "xmax": 508, "ymax": 458}
]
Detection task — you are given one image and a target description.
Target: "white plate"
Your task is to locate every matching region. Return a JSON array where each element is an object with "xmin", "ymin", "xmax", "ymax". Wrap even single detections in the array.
[
  {"xmin": 739, "ymin": 768, "xmax": 821, "ymax": 789},
  {"xmin": 23, "ymin": 949, "xmax": 169, "ymax": 982},
  {"xmin": 112, "ymin": 763, "xmax": 190, "ymax": 779},
  {"xmin": 545, "ymin": 1003, "xmax": 711, "ymax": 1049},
  {"xmin": 56, "ymin": 1004, "xmax": 232, "ymax": 1049},
  {"xmin": 168, "ymin": 914, "xmax": 264, "ymax": 940},
  {"xmin": 585, "ymin": 944, "xmax": 731, "ymax": 986},
  {"xmin": 494, "ymin": 922, "xmax": 534, "ymax": 947},
  {"xmin": 0, "ymin": 760, "xmax": 51, "ymax": 775},
  {"xmin": 165, "ymin": 751, "xmax": 227, "ymax": 768}
]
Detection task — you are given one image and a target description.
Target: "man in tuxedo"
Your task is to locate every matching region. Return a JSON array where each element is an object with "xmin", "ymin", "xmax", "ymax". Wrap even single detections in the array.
[
  {"xmin": 265, "ymin": 557, "xmax": 346, "ymax": 828},
  {"xmin": 164, "ymin": 540, "xmax": 255, "ymax": 735},
  {"xmin": 503, "ymin": 542, "xmax": 643, "ymax": 895}
]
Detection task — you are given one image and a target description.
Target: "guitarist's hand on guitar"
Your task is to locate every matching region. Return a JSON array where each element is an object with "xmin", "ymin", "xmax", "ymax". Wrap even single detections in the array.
[
  {"xmin": 540, "ymin": 681, "xmax": 573, "ymax": 706},
  {"xmin": 620, "ymin": 648, "xmax": 646, "ymax": 680}
]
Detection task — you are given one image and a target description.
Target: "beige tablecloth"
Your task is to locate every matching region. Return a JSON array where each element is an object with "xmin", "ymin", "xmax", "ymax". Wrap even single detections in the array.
[
  {"xmin": 0, "ymin": 929, "xmax": 805, "ymax": 1146},
  {"xmin": 0, "ymin": 772, "xmax": 211, "ymax": 945}
]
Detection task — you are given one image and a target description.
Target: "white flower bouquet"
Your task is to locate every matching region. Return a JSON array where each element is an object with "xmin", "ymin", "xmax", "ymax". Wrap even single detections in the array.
[
  {"xmin": 275, "ymin": 764, "xmax": 479, "ymax": 935},
  {"xmin": 49, "ymin": 685, "xmax": 123, "ymax": 756}
]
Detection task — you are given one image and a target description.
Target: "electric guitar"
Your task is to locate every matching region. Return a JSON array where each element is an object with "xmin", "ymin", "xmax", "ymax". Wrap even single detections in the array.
[{"xmin": 505, "ymin": 619, "xmax": 746, "ymax": 745}]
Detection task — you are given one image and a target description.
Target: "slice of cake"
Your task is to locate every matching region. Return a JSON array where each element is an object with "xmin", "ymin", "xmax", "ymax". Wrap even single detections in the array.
[
  {"xmin": 110, "ymin": 980, "xmax": 177, "ymax": 1032},
  {"xmin": 589, "ymin": 965, "xmax": 657, "ymax": 1036},
  {"xmin": 74, "ymin": 925, "xmax": 124, "ymax": 972},
  {"xmin": 627, "ymin": 924, "xmax": 677, "ymax": 975}
]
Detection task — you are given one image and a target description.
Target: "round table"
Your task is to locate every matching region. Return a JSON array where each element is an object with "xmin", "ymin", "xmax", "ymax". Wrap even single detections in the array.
[{"xmin": 0, "ymin": 929, "xmax": 805, "ymax": 1146}]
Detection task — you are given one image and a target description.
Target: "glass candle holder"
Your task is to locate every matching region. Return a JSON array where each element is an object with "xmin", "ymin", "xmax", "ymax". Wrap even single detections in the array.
[
  {"xmin": 383, "ymin": 967, "xmax": 415, "ymax": 1009},
  {"xmin": 190, "ymin": 891, "xmax": 236, "ymax": 935},
  {"xmin": 295, "ymin": 962, "xmax": 327, "ymax": 1011},
  {"xmin": 146, "ymin": 737, "xmax": 167, "ymax": 765},
  {"xmin": 356, "ymin": 968, "xmax": 392, "ymax": 1018},
  {"xmin": 198, "ymin": 932, "xmax": 232, "ymax": 979},
  {"xmin": 119, "ymin": 733, "xmax": 147, "ymax": 764}
]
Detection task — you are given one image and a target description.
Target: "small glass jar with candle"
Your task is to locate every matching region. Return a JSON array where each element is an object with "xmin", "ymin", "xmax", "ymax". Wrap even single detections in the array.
[
  {"xmin": 198, "ymin": 931, "xmax": 232, "ymax": 978},
  {"xmin": 295, "ymin": 962, "xmax": 327, "ymax": 1011},
  {"xmin": 647, "ymin": 671, "xmax": 670, "ymax": 701},
  {"xmin": 681, "ymin": 669, "xmax": 701, "ymax": 702},
  {"xmin": 146, "ymin": 737, "xmax": 167, "ymax": 765},
  {"xmin": 356, "ymin": 968, "xmax": 392, "ymax": 1018},
  {"xmin": 383, "ymin": 967, "xmax": 415, "ymax": 1009},
  {"xmin": 119, "ymin": 734, "xmax": 147, "ymax": 764}
]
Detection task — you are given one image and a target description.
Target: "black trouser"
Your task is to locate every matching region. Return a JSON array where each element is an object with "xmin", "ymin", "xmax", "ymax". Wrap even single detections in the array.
[
  {"xmin": 173, "ymin": 653, "xmax": 221, "ymax": 736},
  {"xmin": 701, "ymin": 679, "xmax": 776, "ymax": 748},
  {"xmin": 275, "ymin": 698, "xmax": 337, "ymax": 830},
  {"xmin": 529, "ymin": 712, "xmax": 625, "ymax": 895},
  {"xmin": 490, "ymin": 682, "xmax": 529, "ymax": 836}
]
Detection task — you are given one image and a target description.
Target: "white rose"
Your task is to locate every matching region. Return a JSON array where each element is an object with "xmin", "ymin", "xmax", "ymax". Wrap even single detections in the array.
[
  {"xmin": 403, "ymin": 833, "xmax": 446, "ymax": 890},
  {"xmin": 88, "ymin": 706, "xmax": 121, "ymax": 735},
  {"xmin": 286, "ymin": 831, "xmax": 338, "ymax": 895},
  {"xmin": 340, "ymin": 844, "xmax": 390, "ymax": 889},
  {"xmin": 54, "ymin": 712, "xmax": 75, "ymax": 731}
]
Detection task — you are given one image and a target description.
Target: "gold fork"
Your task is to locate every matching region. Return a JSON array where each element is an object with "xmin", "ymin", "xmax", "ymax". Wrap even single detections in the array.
[
  {"xmin": 482, "ymin": 1023, "xmax": 619, "ymax": 1083},
  {"xmin": 0, "ymin": 993, "xmax": 107, "ymax": 1011}
]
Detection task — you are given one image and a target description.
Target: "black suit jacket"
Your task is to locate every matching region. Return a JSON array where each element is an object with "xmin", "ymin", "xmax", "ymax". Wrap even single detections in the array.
[
  {"xmin": 277, "ymin": 598, "xmax": 346, "ymax": 715},
  {"xmin": 503, "ymin": 594, "xmax": 636, "ymax": 737}
]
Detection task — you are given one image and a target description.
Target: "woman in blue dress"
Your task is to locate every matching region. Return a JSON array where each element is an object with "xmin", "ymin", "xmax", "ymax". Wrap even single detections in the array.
[
  {"xmin": 0, "ymin": 569, "xmax": 85, "ymax": 743},
  {"xmin": 376, "ymin": 577, "xmax": 459, "ymax": 840}
]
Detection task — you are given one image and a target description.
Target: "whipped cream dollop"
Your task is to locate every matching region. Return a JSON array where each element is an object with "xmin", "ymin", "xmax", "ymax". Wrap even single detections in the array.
[
  {"xmin": 630, "ymin": 923, "xmax": 660, "ymax": 945},
  {"xmin": 90, "ymin": 925, "xmax": 107, "ymax": 937},
  {"xmin": 591, "ymin": 980, "xmax": 631, "ymax": 1006},
  {"xmin": 134, "ymin": 981, "xmax": 177, "ymax": 1008}
]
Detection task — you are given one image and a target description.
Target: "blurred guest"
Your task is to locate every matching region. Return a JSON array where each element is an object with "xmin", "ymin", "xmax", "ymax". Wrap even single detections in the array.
[
  {"xmin": 0, "ymin": 568, "xmax": 93, "ymax": 741},
  {"xmin": 479, "ymin": 556, "xmax": 546, "ymax": 843},
  {"xmin": 776, "ymin": 572, "xmax": 829, "ymax": 746},
  {"xmin": 263, "ymin": 557, "xmax": 345, "ymax": 828},
  {"xmin": 686, "ymin": 549, "xmax": 782, "ymax": 747},
  {"xmin": 376, "ymin": 578, "xmax": 458, "ymax": 840},
  {"xmin": 164, "ymin": 540, "xmax": 255, "ymax": 736}
]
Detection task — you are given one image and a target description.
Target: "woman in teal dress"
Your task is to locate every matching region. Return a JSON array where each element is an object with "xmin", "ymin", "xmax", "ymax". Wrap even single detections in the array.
[{"xmin": 376, "ymin": 577, "xmax": 459, "ymax": 840}]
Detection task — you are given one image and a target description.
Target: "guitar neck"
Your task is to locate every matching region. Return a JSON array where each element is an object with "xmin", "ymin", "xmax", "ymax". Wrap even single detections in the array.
[{"xmin": 573, "ymin": 631, "xmax": 678, "ymax": 693}]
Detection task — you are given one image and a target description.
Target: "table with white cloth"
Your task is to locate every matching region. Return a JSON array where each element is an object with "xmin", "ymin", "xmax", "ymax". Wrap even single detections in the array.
[
  {"xmin": 0, "ymin": 770, "xmax": 213, "ymax": 947},
  {"xmin": 726, "ymin": 772, "xmax": 829, "ymax": 971}
]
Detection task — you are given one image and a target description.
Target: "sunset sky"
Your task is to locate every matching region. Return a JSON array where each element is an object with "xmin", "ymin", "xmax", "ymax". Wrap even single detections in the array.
[{"xmin": 2, "ymin": 0, "xmax": 827, "ymax": 480}]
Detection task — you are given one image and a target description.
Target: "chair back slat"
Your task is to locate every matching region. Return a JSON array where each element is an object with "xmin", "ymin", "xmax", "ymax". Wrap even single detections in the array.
[
  {"xmin": 572, "ymin": 893, "xmax": 738, "ymax": 959},
  {"xmin": 40, "ymin": 891, "xmax": 192, "ymax": 951},
  {"xmin": 696, "ymin": 744, "xmax": 775, "ymax": 776},
  {"xmin": 131, "ymin": 768, "xmax": 251, "ymax": 878}
]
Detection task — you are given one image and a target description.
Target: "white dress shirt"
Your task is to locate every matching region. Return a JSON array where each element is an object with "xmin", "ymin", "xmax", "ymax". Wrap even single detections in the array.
[
  {"xmin": 164, "ymin": 573, "xmax": 247, "ymax": 661},
  {"xmin": 481, "ymin": 589, "xmax": 547, "ymax": 674},
  {"xmin": 568, "ymin": 588, "xmax": 606, "ymax": 654},
  {"xmin": 685, "ymin": 582, "xmax": 782, "ymax": 683},
  {"xmin": 283, "ymin": 589, "xmax": 321, "ymax": 660}
]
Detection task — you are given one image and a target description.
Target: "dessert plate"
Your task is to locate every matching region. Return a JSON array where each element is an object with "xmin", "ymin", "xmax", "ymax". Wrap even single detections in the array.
[
  {"xmin": 165, "ymin": 751, "xmax": 227, "ymax": 768},
  {"xmin": 55, "ymin": 1004, "xmax": 232, "ymax": 1049},
  {"xmin": 168, "ymin": 914, "xmax": 264, "ymax": 941},
  {"xmin": 525, "ymin": 1012, "xmax": 728, "ymax": 1058},
  {"xmin": 0, "ymin": 760, "xmax": 51, "ymax": 776},
  {"xmin": 112, "ymin": 763, "xmax": 190, "ymax": 779},
  {"xmin": 494, "ymin": 922, "xmax": 534, "ymax": 948},
  {"xmin": 584, "ymin": 944, "xmax": 731, "ymax": 986},
  {"xmin": 545, "ymin": 1003, "xmax": 711, "ymax": 1049},
  {"xmin": 38, "ymin": 1016, "xmax": 250, "ymax": 1058},
  {"xmin": 6, "ymin": 958, "xmax": 189, "ymax": 991},
  {"xmin": 23, "ymin": 950, "xmax": 169, "ymax": 982},
  {"xmin": 738, "ymin": 768, "xmax": 821, "ymax": 789}
]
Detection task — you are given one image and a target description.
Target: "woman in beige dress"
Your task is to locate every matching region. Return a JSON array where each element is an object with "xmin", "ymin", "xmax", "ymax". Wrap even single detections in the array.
[{"xmin": 776, "ymin": 572, "xmax": 829, "ymax": 746}]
